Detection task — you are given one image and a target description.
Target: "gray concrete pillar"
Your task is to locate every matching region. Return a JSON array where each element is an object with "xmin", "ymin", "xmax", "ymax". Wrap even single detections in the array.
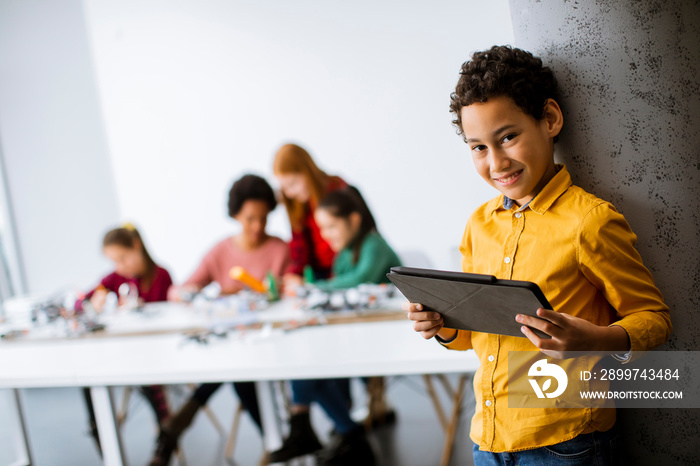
[{"xmin": 508, "ymin": 1, "xmax": 700, "ymax": 463}]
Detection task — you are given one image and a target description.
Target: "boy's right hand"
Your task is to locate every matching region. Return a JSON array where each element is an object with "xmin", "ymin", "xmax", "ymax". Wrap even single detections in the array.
[{"xmin": 403, "ymin": 302, "xmax": 455, "ymax": 340}]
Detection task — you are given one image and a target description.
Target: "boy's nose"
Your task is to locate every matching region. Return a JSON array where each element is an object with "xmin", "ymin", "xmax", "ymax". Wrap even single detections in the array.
[{"xmin": 489, "ymin": 150, "xmax": 511, "ymax": 173}]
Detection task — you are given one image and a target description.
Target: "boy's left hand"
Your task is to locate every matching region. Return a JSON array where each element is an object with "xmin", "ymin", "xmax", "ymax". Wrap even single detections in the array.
[{"xmin": 517, "ymin": 308, "xmax": 630, "ymax": 359}]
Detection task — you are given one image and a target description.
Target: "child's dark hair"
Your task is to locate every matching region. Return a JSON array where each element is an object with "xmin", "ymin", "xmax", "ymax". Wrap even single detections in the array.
[
  {"xmin": 318, "ymin": 186, "xmax": 377, "ymax": 264},
  {"xmin": 449, "ymin": 45, "xmax": 560, "ymax": 141},
  {"xmin": 103, "ymin": 224, "xmax": 157, "ymax": 286},
  {"xmin": 228, "ymin": 174, "xmax": 278, "ymax": 218}
]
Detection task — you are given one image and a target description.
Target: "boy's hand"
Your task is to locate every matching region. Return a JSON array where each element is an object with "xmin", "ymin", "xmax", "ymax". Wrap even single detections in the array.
[
  {"xmin": 517, "ymin": 308, "xmax": 631, "ymax": 359},
  {"xmin": 403, "ymin": 301, "xmax": 456, "ymax": 341}
]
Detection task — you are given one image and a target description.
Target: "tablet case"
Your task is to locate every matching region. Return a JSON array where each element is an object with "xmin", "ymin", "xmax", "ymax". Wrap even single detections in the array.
[{"xmin": 387, "ymin": 266, "xmax": 552, "ymax": 339}]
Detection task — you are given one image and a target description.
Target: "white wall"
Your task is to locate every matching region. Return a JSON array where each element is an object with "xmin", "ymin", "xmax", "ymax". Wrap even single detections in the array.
[
  {"xmin": 0, "ymin": 0, "xmax": 120, "ymax": 295},
  {"xmin": 83, "ymin": 0, "xmax": 515, "ymax": 283}
]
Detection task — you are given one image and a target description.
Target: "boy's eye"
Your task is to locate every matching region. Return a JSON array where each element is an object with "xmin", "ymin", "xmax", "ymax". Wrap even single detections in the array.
[
  {"xmin": 471, "ymin": 144, "xmax": 487, "ymax": 152},
  {"xmin": 502, "ymin": 133, "xmax": 517, "ymax": 143}
]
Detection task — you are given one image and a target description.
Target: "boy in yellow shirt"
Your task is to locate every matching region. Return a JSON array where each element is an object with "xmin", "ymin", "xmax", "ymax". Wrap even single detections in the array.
[{"xmin": 404, "ymin": 45, "xmax": 671, "ymax": 464}]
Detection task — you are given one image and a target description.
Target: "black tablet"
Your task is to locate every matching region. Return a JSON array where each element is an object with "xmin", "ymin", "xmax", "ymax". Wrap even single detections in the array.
[{"xmin": 387, "ymin": 266, "xmax": 552, "ymax": 339}]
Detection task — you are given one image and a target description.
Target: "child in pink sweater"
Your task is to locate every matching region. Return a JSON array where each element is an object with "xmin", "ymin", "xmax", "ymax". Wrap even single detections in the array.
[{"xmin": 150, "ymin": 174, "xmax": 290, "ymax": 466}]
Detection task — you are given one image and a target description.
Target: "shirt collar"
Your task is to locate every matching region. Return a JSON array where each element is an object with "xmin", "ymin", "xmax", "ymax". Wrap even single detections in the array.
[
  {"xmin": 499, "ymin": 164, "xmax": 572, "ymax": 215},
  {"xmin": 502, "ymin": 196, "xmax": 532, "ymax": 210}
]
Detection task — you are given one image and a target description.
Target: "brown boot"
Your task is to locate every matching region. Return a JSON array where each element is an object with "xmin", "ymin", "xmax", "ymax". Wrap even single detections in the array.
[{"xmin": 149, "ymin": 398, "xmax": 200, "ymax": 466}]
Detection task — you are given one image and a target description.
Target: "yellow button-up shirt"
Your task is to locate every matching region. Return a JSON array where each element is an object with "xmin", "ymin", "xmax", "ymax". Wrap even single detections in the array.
[{"xmin": 442, "ymin": 165, "xmax": 671, "ymax": 452}]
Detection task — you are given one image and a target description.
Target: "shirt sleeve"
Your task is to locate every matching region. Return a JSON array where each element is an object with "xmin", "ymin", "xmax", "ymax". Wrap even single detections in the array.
[
  {"xmin": 150, "ymin": 268, "xmax": 173, "ymax": 302},
  {"xmin": 577, "ymin": 203, "xmax": 672, "ymax": 361},
  {"xmin": 272, "ymin": 240, "xmax": 292, "ymax": 279},
  {"xmin": 287, "ymin": 230, "xmax": 309, "ymax": 275},
  {"xmin": 184, "ymin": 252, "xmax": 215, "ymax": 289},
  {"xmin": 91, "ymin": 273, "xmax": 123, "ymax": 296},
  {"xmin": 84, "ymin": 279, "xmax": 105, "ymax": 301},
  {"xmin": 437, "ymin": 330, "xmax": 473, "ymax": 351}
]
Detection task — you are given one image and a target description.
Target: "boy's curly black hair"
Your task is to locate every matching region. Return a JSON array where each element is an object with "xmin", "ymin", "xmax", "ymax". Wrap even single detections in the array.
[
  {"xmin": 228, "ymin": 174, "xmax": 277, "ymax": 217},
  {"xmin": 449, "ymin": 45, "xmax": 560, "ymax": 140}
]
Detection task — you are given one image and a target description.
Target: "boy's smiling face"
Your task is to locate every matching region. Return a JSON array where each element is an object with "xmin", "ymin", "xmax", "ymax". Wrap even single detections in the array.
[{"xmin": 460, "ymin": 96, "xmax": 563, "ymax": 206}]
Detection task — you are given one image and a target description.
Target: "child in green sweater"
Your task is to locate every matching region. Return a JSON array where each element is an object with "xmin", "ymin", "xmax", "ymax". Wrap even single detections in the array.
[
  {"xmin": 314, "ymin": 186, "xmax": 401, "ymax": 290},
  {"xmin": 269, "ymin": 187, "xmax": 400, "ymax": 466}
]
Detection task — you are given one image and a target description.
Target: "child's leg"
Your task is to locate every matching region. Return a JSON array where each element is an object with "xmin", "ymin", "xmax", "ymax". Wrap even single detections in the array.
[
  {"xmin": 82, "ymin": 387, "xmax": 102, "ymax": 455},
  {"xmin": 268, "ymin": 379, "xmax": 323, "ymax": 462},
  {"xmin": 290, "ymin": 378, "xmax": 314, "ymax": 408},
  {"xmin": 139, "ymin": 385, "xmax": 170, "ymax": 423},
  {"xmin": 472, "ymin": 424, "xmax": 622, "ymax": 466},
  {"xmin": 191, "ymin": 382, "xmax": 222, "ymax": 405},
  {"xmin": 514, "ymin": 425, "xmax": 622, "ymax": 466},
  {"xmin": 337, "ymin": 377, "xmax": 352, "ymax": 408},
  {"xmin": 309, "ymin": 379, "xmax": 376, "ymax": 466},
  {"xmin": 472, "ymin": 444, "xmax": 506, "ymax": 466},
  {"xmin": 148, "ymin": 383, "xmax": 222, "ymax": 466},
  {"xmin": 292, "ymin": 379, "xmax": 357, "ymax": 434},
  {"xmin": 231, "ymin": 382, "xmax": 262, "ymax": 433}
]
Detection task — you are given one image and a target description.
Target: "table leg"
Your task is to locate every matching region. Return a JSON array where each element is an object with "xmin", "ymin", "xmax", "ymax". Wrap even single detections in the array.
[
  {"xmin": 6, "ymin": 388, "xmax": 33, "ymax": 466},
  {"xmin": 424, "ymin": 374, "xmax": 448, "ymax": 431},
  {"xmin": 256, "ymin": 380, "xmax": 282, "ymax": 452},
  {"xmin": 90, "ymin": 386, "xmax": 126, "ymax": 466},
  {"xmin": 423, "ymin": 374, "xmax": 471, "ymax": 466},
  {"xmin": 440, "ymin": 375, "xmax": 468, "ymax": 466}
]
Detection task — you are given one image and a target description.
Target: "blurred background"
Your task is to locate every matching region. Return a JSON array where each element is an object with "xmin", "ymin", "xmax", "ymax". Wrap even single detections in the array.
[{"xmin": 0, "ymin": 0, "xmax": 515, "ymax": 298}]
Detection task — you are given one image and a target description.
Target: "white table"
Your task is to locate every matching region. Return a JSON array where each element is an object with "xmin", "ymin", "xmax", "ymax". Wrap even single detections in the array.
[{"xmin": 0, "ymin": 304, "xmax": 479, "ymax": 466}]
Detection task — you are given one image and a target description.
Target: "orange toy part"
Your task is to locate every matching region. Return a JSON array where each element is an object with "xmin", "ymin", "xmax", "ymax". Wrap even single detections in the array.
[{"xmin": 229, "ymin": 266, "xmax": 267, "ymax": 293}]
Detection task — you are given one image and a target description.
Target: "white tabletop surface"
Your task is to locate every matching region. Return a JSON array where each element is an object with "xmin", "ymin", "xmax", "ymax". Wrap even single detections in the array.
[{"xmin": 0, "ymin": 316, "xmax": 479, "ymax": 388}]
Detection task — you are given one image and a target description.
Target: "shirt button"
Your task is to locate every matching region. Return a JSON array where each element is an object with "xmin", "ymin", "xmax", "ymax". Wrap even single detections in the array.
[
  {"xmin": 485, "ymin": 400, "xmax": 492, "ymax": 407},
  {"xmin": 515, "ymin": 212, "xmax": 522, "ymax": 218},
  {"xmin": 488, "ymin": 355, "xmax": 495, "ymax": 362},
  {"xmin": 504, "ymin": 257, "xmax": 511, "ymax": 264}
]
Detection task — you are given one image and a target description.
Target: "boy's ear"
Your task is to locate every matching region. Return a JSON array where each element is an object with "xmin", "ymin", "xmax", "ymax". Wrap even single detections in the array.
[{"xmin": 543, "ymin": 99, "xmax": 564, "ymax": 138}]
